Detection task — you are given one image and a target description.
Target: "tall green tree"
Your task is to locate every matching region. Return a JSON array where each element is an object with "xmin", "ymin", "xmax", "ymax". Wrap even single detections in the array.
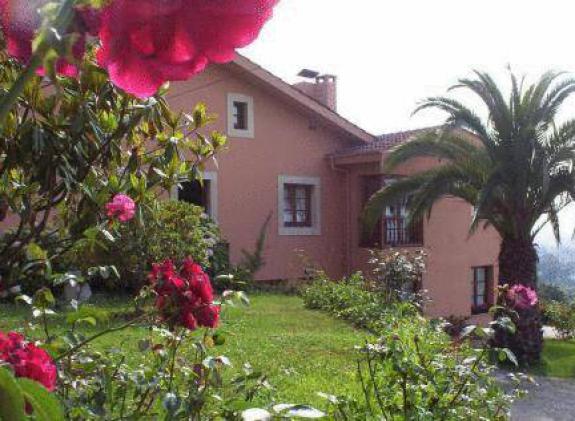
[{"xmin": 363, "ymin": 71, "xmax": 575, "ymax": 364}]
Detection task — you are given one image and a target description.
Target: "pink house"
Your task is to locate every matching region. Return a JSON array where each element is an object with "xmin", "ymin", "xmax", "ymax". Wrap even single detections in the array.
[{"xmin": 167, "ymin": 54, "xmax": 500, "ymax": 320}]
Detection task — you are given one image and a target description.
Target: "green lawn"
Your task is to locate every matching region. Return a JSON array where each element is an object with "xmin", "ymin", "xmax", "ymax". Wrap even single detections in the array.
[
  {"xmin": 0, "ymin": 293, "xmax": 369, "ymax": 407},
  {"xmin": 2, "ymin": 293, "xmax": 573, "ymax": 411},
  {"xmin": 531, "ymin": 339, "xmax": 575, "ymax": 378}
]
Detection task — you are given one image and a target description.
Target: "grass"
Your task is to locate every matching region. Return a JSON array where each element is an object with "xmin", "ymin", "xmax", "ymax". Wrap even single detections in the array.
[
  {"xmin": 2, "ymin": 293, "xmax": 573, "ymax": 411},
  {"xmin": 0, "ymin": 293, "xmax": 369, "ymax": 407},
  {"xmin": 531, "ymin": 339, "xmax": 575, "ymax": 378}
]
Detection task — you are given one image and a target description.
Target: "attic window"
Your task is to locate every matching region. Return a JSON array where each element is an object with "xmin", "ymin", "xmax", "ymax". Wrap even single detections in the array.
[
  {"xmin": 227, "ymin": 93, "xmax": 254, "ymax": 138},
  {"xmin": 232, "ymin": 101, "xmax": 248, "ymax": 130}
]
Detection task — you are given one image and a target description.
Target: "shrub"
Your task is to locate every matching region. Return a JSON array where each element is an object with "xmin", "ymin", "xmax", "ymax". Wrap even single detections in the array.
[
  {"xmin": 302, "ymin": 272, "xmax": 421, "ymax": 334},
  {"xmin": 542, "ymin": 300, "xmax": 575, "ymax": 340},
  {"xmin": 62, "ymin": 200, "xmax": 220, "ymax": 292},
  {"xmin": 368, "ymin": 248, "xmax": 427, "ymax": 307},
  {"xmin": 304, "ymin": 271, "xmax": 524, "ymax": 420},
  {"xmin": 539, "ymin": 283, "xmax": 571, "ymax": 304},
  {"xmin": 321, "ymin": 319, "xmax": 523, "ymax": 420}
]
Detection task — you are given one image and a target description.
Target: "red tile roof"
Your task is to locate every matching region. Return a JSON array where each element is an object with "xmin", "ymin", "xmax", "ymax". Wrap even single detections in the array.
[{"xmin": 332, "ymin": 126, "xmax": 442, "ymax": 157}]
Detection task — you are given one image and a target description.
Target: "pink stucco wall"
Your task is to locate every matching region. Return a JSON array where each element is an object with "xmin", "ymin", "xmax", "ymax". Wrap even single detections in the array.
[
  {"xmin": 167, "ymin": 63, "xmax": 501, "ymax": 319},
  {"xmin": 167, "ymin": 64, "xmax": 354, "ymax": 281},
  {"xmin": 340, "ymin": 154, "xmax": 500, "ymax": 319}
]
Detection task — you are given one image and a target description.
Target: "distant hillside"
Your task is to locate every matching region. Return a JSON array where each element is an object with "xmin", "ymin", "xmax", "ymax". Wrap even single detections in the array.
[{"xmin": 537, "ymin": 244, "xmax": 575, "ymax": 293}]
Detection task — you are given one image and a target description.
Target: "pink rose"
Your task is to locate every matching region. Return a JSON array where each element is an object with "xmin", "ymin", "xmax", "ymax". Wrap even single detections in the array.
[
  {"xmin": 506, "ymin": 284, "xmax": 538, "ymax": 310},
  {"xmin": 105, "ymin": 194, "xmax": 136, "ymax": 222},
  {"xmin": 0, "ymin": 0, "xmax": 88, "ymax": 77},
  {"xmin": 95, "ymin": 0, "xmax": 278, "ymax": 98}
]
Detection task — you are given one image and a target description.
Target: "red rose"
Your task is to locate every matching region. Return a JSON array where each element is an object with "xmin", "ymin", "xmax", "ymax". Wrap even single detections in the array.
[
  {"xmin": 0, "ymin": 0, "xmax": 87, "ymax": 76},
  {"xmin": 0, "ymin": 331, "xmax": 57, "ymax": 391},
  {"xmin": 96, "ymin": 0, "xmax": 278, "ymax": 98},
  {"xmin": 150, "ymin": 258, "xmax": 219, "ymax": 331},
  {"xmin": 182, "ymin": 259, "xmax": 214, "ymax": 303},
  {"xmin": 181, "ymin": 311, "xmax": 198, "ymax": 330},
  {"xmin": 195, "ymin": 305, "xmax": 220, "ymax": 329}
]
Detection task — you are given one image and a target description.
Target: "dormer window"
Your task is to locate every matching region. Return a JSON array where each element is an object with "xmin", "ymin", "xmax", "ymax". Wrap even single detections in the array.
[{"xmin": 227, "ymin": 93, "xmax": 254, "ymax": 138}]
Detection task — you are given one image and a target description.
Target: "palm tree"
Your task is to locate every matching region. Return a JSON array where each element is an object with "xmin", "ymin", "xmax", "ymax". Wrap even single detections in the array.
[{"xmin": 363, "ymin": 71, "xmax": 575, "ymax": 364}]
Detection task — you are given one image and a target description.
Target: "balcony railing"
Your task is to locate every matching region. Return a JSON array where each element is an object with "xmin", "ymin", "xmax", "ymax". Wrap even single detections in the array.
[{"xmin": 382, "ymin": 216, "xmax": 423, "ymax": 247}]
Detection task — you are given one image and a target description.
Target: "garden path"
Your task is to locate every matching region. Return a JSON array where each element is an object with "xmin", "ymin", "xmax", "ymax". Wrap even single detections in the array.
[{"xmin": 511, "ymin": 376, "xmax": 575, "ymax": 420}]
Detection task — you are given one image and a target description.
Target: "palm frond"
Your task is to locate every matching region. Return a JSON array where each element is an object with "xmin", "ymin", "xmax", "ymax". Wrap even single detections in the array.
[
  {"xmin": 451, "ymin": 71, "xmax": 512, "ymax": 139},
  {"xmin": 383, "ymin": 129, "xmax": 482, "ymax": 171}
]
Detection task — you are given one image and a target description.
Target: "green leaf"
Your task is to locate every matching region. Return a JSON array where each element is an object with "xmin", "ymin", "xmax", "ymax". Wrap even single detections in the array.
[
  {"xmin": 460, "ymin": 324, "xmax": 477, "ymax": 338},
  {"xmin": 18, "ymin": 378, "xmax": 64, "ymax": 421},
  {"xmin": 33, "ymin": 288, "xmax": 55, "ymax": 309},
  {"xmin": 26, "ymin": 242, "xmax": 47, "ymax": 261},
  {"xmin": 0, "ymin": 368, "xmax": 26, "ymax": 421},
  {"xmin": 499, "ymin": 348, "xmax": 519, "ymax": 367}
]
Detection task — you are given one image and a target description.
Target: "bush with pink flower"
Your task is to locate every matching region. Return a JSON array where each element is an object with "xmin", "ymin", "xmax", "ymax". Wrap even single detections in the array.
[{"xmin": 506, "ymin": 284, "xmax": 538, "ymax": 310}]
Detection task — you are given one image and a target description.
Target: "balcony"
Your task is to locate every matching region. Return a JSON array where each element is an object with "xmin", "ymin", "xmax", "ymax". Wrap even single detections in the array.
[
  {"xmin": 361, "ymin": 216, "xmax": 423, "ymax": 248},
  {"xmin": 382, "ymin": 216, "xmax": 423, "ymax": 247}
]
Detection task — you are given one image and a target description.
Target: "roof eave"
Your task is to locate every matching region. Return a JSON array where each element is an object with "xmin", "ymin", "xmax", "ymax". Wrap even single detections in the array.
[{"xmin": 232, "ymin": 54, "xmax": 375, "ymax": 144}]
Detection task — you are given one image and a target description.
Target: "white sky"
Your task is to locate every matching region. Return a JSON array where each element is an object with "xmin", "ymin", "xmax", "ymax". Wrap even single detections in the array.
[{"xmin": 241, "ymin": 0, "xmax": 575, "ymax": 248}]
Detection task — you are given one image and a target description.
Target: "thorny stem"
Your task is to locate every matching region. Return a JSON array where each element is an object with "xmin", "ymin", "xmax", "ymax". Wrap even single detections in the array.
[
  {"xmin": 41, "ymin": 310, "xmax": 51, "ymax": 342},
  {"xmin": 54, "ymin": 314, "xmax": 148, "ymax": 362},
  {"xmin": 168, "ymin": 331, "xmax": 184, "ymax": 392}
]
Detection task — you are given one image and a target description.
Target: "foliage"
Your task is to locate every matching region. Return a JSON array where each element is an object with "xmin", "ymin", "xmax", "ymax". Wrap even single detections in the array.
[
  {"xmin": 66, "ymin": 200, "xmax": 221, "ymax": 291},
  {"xmin": 302, "ymin": 272, "xmax": 423, "ymax": 334},
  {"xmin": 213, "ymin": 213, "xmax": 272, "ymax": 292},
  {"xmin": 542, "ymin": 300, "xmax": 575, "ymax": 340},
  {"xmin": 0, "ymin": 54, "xmax": 226, "ymax": 293},
  {"xmin": 304, "ymin": 270, "xmax": 526, "ymax": 419},
  {"xmin": 0, "ymin": 367, "xmax": 64, "ymax": 421},
  {"xmin": 1, "ymin": 294, "xmax": 366, "ymax": 410},
  {"xmin": 322, "ymin": 320, "xmax": 524, "ymax": 420},
  {"xmin": 363, "ymin": 70, "xmax": 575, "ymax": 364},
  {"xmin": 539, "ymin": 282, "xmax": 571, "ymax": 304},
  {"xmin": 0, "ymin": 282, "xmax": 326, "ymax": 419},
  {"xmin": 368, "ymin": 248, "xmax": 426, "ymax": 306}
]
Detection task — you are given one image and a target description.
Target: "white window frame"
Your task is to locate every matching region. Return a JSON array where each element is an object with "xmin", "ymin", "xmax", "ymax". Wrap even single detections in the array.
[
  {"xmin": 171, "ymin": 171, "xmax": 218, "ymax": 222},
  {"xmin": 227, "ymin": 93, "xmax": 254, "ymax": 138},
  {"xmin": 278, "ymin": 175, "xmax": 321, "ymax": 236}
]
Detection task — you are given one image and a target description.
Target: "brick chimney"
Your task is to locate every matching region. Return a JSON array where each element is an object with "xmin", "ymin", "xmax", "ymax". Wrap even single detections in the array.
[{"xmin": 293, "ymin": 72, "xmax": 337, "ymax": 112}]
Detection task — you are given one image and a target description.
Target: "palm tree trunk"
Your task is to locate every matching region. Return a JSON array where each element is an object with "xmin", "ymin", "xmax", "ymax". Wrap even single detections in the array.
[{"xmin": 494, "ymin": 237, "xmax": 543, "ymax": 365}]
